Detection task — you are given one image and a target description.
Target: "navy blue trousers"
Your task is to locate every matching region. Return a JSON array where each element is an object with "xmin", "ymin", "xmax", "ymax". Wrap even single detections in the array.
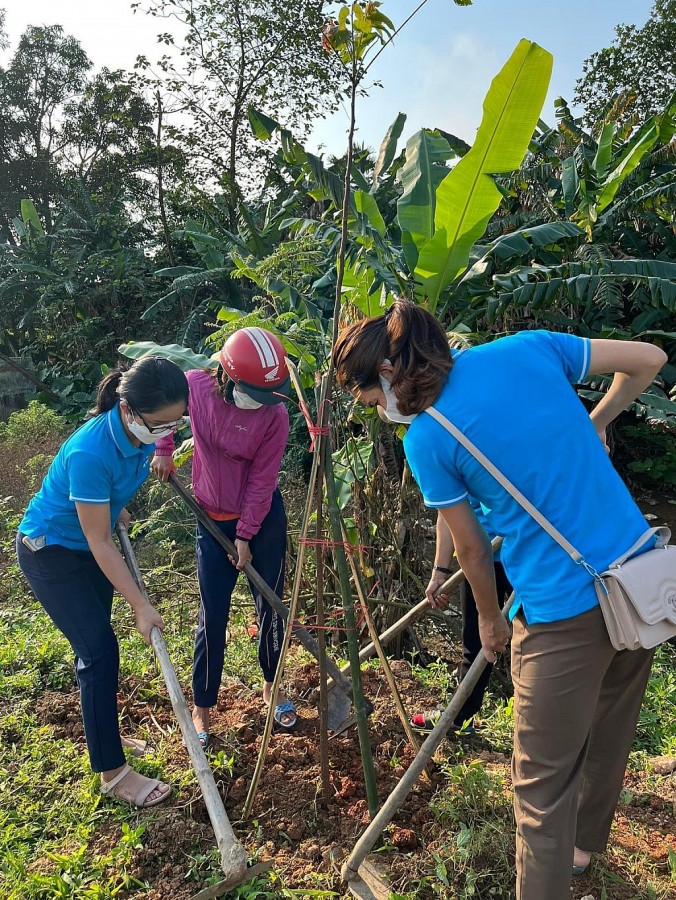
[
  {"xmin": 193, "ymin": 489, "xmax": 287, "ymax": 708},
  {"xmin": 16, "ymin": 535, "xmax": 125, "ymax": 773}
]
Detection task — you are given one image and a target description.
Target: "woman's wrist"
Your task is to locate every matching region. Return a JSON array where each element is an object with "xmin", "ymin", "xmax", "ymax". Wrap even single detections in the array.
[
  {"xmin": 125, "ymin": 592, "xmax": 152, "ymax": 613},
  {"xmin": 433, "ymin": 564, "xmax": 453, "ymax": 575}
]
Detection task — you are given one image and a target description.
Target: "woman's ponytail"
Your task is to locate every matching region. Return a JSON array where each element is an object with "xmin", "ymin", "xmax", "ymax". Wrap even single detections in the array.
[{"xmin": 90, "ymin": 369, "xmax": 124, "ymax": 416}]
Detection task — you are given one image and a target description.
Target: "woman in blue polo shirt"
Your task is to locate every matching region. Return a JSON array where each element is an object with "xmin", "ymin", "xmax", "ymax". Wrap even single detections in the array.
[
  {"xmin": 334, "ymin": 300, "xmax": 667, "ymax": 900},
  {"xmin": 17, "ymin": 357, "xmax": 189, "ymax": 809}
]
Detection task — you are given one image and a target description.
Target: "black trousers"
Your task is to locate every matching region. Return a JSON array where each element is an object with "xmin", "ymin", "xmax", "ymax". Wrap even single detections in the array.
[
  {"xmin": 16, "ymin": 535, "xmax": 125, "ymax": 773},
  {"xmin": 455, "ymin": 560, "xmax": 513, "ymax": 727}
]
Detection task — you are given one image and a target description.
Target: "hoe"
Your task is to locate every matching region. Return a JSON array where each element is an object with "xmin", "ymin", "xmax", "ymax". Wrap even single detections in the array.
[{"xmin": 116, "ymin": 524, "xmax": 271, "ymax": 899}]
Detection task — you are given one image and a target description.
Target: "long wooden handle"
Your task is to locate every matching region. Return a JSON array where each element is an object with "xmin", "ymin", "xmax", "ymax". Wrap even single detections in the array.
[
  {"xmin": 115, "ymin": 524, "xmax": 248, "ymax": 885},
  {"xmin": 167, "ymin": 473, "xmax": 356, "ymax": 698},
  {"xmin": 342, "ymin": 592, "xmax": 515, "ymax": 883},
  {"xmin": 326, "ymin": 537, "xmax": 503, "ymax": 687}
]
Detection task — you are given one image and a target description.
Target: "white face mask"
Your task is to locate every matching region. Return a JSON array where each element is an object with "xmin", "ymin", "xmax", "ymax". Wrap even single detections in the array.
[
  {"xmin": 125, "ymin": 411, "xmax": 175, "ymax": 444},
  {"xmin": 378, "ymin": 366, "xmax": 417, "ymax": 425},
  {"xmin": 233, "ymin": 387, "xmax": 263, "ymax": 410}
]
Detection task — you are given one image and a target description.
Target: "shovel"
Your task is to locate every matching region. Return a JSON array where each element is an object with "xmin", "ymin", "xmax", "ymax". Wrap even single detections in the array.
[
  {"xmin": 167, "ymin": 473, "xmax": 364, "ymax": 734},
  {"xmin": 115, "ymin": 523, "xmax": 272, "ymax": 898}
]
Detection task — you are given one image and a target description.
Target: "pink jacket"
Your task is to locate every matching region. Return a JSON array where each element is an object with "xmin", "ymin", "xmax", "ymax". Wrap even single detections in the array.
[{"xmin": 155, "ymin": 369, "xmax": 289, "ymax": 540}]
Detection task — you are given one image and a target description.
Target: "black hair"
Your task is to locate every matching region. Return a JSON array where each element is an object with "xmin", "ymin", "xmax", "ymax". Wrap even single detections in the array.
[
  {"xmin": 91, "ymin": 356, "xmax": 189, "ymax": 417},
  {"xmin": 212, "ymin": 364, "xmax": 235, "ymax": 404}
]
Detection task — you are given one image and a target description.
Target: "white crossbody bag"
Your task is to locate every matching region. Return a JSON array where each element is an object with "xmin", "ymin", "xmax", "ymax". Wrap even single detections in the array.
[{"xmin": 426, "ymin": 406, "xmax": 676, "ymax": 651}]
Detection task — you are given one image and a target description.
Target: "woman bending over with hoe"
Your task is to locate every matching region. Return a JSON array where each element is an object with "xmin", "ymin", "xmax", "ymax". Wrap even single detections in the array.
[
  {"xmin": 17, "ymin": 357, "xmax": 189, "ymax": 808},
  {"xmin": 152, "ymin": 327, "xmax": 295, "ymax": 748},
  {"xmin": 334, "ymin": 299, "xmax": 666, "ymax": 900}
]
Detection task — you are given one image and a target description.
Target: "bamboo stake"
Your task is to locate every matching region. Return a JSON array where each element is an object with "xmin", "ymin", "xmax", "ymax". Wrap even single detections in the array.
[
  {"xmin": 341, "ymin": 522, "xmax": 431, "ymax": 785},
  {"xmin": 314, "ymin": 377, "xmax": 331, "ymax": 803},
  {"xmin": 324, "ymin": 438, "xmax": 380, "ymax": 817},
  {"xmin": 341, "ymin": 593, "xmax": 515, "ymax": 884},
  {"xmin": 242, "ymin": 402, "xmax": 326, "ymax": 818}
]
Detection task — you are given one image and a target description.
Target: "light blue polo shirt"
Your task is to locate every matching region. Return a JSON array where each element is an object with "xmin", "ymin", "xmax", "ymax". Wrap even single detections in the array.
[
  {"xmin": 20, "ymin": 404, "xmax": 155, "ymax": 551},
  {"xmin": 405, "ymin": 330, "xmax": 651, "ymax": 624}
]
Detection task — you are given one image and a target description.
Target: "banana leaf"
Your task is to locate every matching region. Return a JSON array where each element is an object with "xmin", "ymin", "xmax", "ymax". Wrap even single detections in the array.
[
  {"xmin": 396, "ymin": 129, "xmax": 455, "ymax": 273},
  {"xmin": 372, "ymin": 112, "xmax": 406, "ymax": 187},
  {"xmin": 414, "ymin": 39, "xmax": 553, "ymax": 311},
  {"xmin": 118, "ymin": 341, "xmax": 217, "ymax": 371}
]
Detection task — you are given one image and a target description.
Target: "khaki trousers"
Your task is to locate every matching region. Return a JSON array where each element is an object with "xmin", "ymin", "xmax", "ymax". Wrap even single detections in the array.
[{"xmin": 511, "ymin": 606, "xmax": 654, "ymax": 900}]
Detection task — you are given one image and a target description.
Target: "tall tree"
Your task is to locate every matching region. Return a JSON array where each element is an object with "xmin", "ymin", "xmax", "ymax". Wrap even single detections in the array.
[
  {"xmin": 574, "ymin": 0, "xmax": 676, "ymax": 126},
  {"xmin": 134, "ymin": 0, "xmax": 345, "ymax": 226},
  {"xmin": 0, "ymin": 25, "xmax": 91, "ymax": 233},
  {"xmin": 60, "ymin": 69, "xmax": 156, "ymax": 189},
  {"xmin": 0, "ymin": 9, "xmax": 8, "ymax": 50}
]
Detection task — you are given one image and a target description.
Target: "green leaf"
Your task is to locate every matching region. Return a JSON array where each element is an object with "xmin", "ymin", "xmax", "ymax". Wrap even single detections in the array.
[
  {"xmin": 247, "ymin": 106, "xmax": 280, "ymax": 141},
  {"xmin": 561, "ymin": 157, "xmax": 579, "ymax": 217},
  {"xmin": 397, "ymin": 129, "xmax": 455, "ymax": 272},
  {"xmin": 592, "ymin": 122, "xmax": 615, "ymax": 177},
  {"xmin": 596, "ymin": 117, "xmax": 661, "ymax": 212},
  {"xmin": 20, "ymin": 200, "xmax": 44, "ymax": 236},
  {"xmin": 154, "ymin": 266, "xmax": 201, "ymax": 278},
  {"xmin": 354, "ymin": 190, "xmax": 386, "ymax": 236},
  {"xmin": 372, "ymin": 112, "xmax": 406, "ymax": 187},
  {"xmin": 332, "ymin": 438, "xmax": 374, "ymax": 512},
  {"xmin": 340, "ymin": 259, "xmax": 383, "ymax": 317},
  {"xmin": 415, "ymin": 40, "xmax": 553, "ymax": 310},
  {"xmin": 117, "ymin": 341, "xmax": 217, "ymax": 371}
]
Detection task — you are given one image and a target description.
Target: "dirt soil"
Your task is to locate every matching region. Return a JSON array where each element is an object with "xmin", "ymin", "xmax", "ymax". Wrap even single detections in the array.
[{"xmin": 32, "ymin": 656, "xmax": 676, "ymax": 900}]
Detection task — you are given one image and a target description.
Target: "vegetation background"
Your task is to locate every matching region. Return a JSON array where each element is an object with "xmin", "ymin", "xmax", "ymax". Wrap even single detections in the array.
[{"xmin": 0, "ymin": 1, "xmax": 675, "ymax": 897}]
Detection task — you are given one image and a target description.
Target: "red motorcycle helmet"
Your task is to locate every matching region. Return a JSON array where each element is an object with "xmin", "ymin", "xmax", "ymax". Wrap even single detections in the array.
[{"xmin": 219, "ymin": 327, "xmax": 291, "ymax": 405}]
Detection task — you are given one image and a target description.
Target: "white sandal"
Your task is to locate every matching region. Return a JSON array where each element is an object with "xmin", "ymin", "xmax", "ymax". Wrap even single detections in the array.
[{"xmin": 100, "ymin": 763, "xmax": 171, "ymax": 809}]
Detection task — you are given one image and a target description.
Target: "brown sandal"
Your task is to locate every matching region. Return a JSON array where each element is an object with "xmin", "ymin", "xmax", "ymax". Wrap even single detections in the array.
[{"xmin": 100, "ymin": 763, "xmax": 171, "ymax": 809}]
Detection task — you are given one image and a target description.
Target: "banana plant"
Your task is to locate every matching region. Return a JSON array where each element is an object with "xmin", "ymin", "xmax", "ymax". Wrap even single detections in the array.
[
  {"xmin": 407, "ymin": 39, "xmax": 553, "ymax": 312},
  {"xmin": 554, "ymin": 92, "xmax": 676, "ymax": 235}
]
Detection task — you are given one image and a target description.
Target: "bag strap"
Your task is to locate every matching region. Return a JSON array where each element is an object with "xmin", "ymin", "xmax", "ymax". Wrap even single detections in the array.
[
  {"xmin": 424, "ymin": 406, "xmax": 671, "ymax": 580},
  {"xmin": 425, "ymin": 405, "xmax": 584, "ymax": 563},
  {"xmin": 608, "ymin": 525, "xmax": 670, "ymax": 567},
  {"xmin": 424, "ymin": 405, "xmax": 664, "ymax": 575}
]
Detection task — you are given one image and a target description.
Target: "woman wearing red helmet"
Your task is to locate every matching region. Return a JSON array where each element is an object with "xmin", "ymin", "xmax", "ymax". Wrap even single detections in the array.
[{"xmin": 152, "ymin": 327, "xmax": 296, "ymax": 745}]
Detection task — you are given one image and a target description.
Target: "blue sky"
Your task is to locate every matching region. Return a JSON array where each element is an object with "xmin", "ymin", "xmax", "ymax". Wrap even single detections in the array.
[
  {"xmin": 311, "ymin": 0, "xmax": 654, "ymax": 153},
  {"xmin": 2, "ymin": 0, "xmax": 654, "ymax": 155}
]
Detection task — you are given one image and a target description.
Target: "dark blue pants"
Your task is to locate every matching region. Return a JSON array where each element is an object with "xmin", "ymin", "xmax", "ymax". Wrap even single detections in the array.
[
  {"xmin": 16, "ymin": 535, "xmax": 125, "ymax": 773},
  {"xmin": 193, "ymin": 489, "xmax": 287, "ymax": 708},
  {"xmin": 456, "ymin": 560, "xmax": 513, "ymax": 726}
]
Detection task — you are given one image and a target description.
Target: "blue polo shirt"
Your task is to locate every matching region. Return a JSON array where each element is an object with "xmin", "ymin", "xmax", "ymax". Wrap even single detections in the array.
[
  {"xmin": 468, "ymin": 495, "xmax": 501, "ymax": 561},
  {"xmin": 19, "ymin": 404, "xmax": 155, "ymax": 551},
  {"xmin": 405, "ymin": 330, "xmax": 651, "ymax": 624}
]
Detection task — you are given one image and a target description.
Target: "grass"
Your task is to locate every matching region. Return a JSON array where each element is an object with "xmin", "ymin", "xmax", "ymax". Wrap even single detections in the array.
[{"xmin": 2, "ymin": 403, "xmax": 675, "ymax": 899}]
